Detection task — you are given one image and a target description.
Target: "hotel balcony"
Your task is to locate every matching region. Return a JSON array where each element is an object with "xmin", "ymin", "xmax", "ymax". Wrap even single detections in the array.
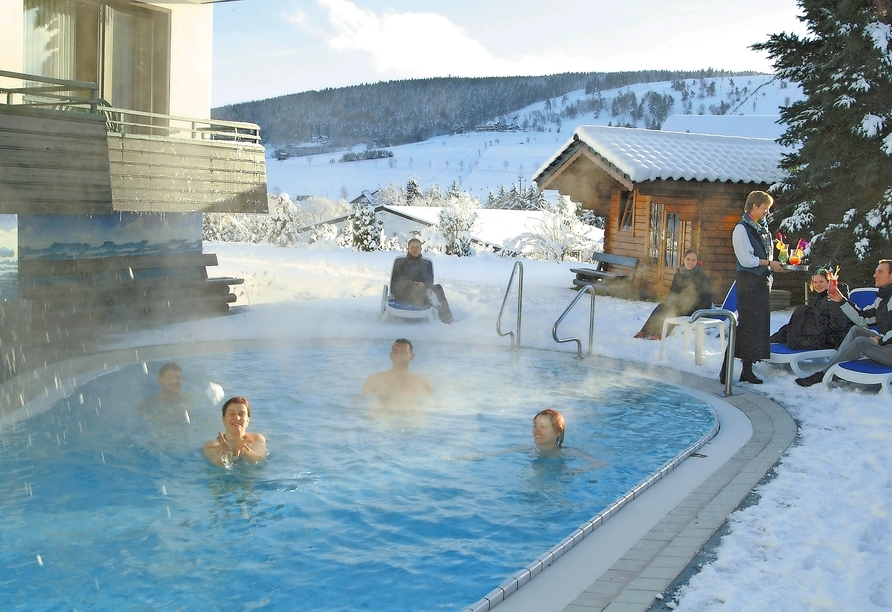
[{"xmin": 0, "ymin": 69, "xmax": 267, "ymax": 216}]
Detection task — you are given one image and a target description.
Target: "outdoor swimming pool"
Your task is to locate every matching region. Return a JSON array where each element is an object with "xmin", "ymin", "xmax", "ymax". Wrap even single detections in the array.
[{"xmin": 0, "ymin": 341, "xmax": 716, "ymax": 611}]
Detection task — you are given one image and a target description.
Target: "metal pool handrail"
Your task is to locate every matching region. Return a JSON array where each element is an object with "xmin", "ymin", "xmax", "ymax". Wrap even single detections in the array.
[
  {"xmin": 552, "ymin": 284, "xmax": 596, "ymax": 359},
  {"xmin": 496, "ymin": 261, "xmax": 524, "ymax": 350},
  {"xmin": 690, "ymin": 308, "xmax": 737, "ymax": 396}
]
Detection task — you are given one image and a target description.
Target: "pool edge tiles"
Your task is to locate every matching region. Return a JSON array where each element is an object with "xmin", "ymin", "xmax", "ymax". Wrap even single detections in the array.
[
  {"xmin": 486, "ymin": 361, "xmax": 797, "ymax": 612},
  {"xmin": 462, "ymin": 403, "xmax": 722, "ymax": 612}
]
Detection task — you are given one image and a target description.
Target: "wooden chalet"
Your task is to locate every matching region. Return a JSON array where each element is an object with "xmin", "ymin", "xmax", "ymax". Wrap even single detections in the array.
[{"xmin": 533, "ymin": 125, "xmax": 790, "ymax": 304}]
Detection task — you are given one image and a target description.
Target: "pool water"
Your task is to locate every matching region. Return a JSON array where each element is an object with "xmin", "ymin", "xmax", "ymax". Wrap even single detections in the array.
[{"xmin": 0, "ymin": 342, "xmax": 715, "ymax": 611}]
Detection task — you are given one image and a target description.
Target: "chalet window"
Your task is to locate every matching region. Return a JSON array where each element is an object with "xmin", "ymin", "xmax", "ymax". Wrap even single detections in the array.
[
  {"xmin": 648, "ymin": 200, "xmax": 662, "ymax": 264},
  {"xmin": 618, "ymin": 191, "xmax": 634, "ymax": 231},
  {"xmin": 24, "ymin": 0, "xmax": 170, "ymax": 122},
  {"xmin": 664, "ymin": 213, "xmax": 681, "ymax": 268}
]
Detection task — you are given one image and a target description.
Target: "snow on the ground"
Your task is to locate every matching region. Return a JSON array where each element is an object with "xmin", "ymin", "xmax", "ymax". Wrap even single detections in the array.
[
  {"xmin": 266, "ymin": 75, "xmax": 805, "ymax": 202},
  {"xmin": 107, "ymin": 242, "xmax": 892, "ymax": 611}
]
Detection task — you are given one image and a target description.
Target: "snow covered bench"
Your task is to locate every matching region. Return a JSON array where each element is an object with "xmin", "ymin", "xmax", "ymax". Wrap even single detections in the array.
[{"xmin": 571, "ymin": 253, "xmax": 639, "ymax": 296}]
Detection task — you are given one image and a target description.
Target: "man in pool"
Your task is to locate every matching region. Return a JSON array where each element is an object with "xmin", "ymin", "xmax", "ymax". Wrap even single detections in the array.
[
  {"xmin": 136, "ymin": 362, "xmax": 196, "ymax": 423},
  {"xmin": 203, "ymin": 396, "xmax": 267, "ymax": 468},
  {"xmin": 362, "ymin": 339, "xmax": 432, "ymax": 399}
]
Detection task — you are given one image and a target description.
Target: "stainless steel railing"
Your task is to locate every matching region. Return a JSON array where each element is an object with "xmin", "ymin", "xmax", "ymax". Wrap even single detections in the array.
[
  {"xmin": 690, "ymin": 308, "xmax": 738, "ymax": 396},
  {"xmin": 552, "ymin": 283, "xmax": 596, "ymax": 359},
  {"xmin": 496, "ymin": 261, "xmax": 524, "ymax": 350}
]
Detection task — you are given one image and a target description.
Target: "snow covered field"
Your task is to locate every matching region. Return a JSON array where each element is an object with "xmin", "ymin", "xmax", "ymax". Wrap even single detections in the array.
[
  {"xmin": 109, "ymin": 242, "xmax": 892, "ymax": 611},
  {"xmin": 266, "ymin": 75, "xmax": 805, "ymax": 202}
]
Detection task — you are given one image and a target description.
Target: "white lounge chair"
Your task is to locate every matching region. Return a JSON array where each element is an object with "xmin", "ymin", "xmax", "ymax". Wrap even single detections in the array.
[
  {"xmin": 380, "ymin": 256, "xmax": 436, "ymax": 322},
  {"xmin": 769, "ymin": 343, "xmax": 837, "ymax": 376},
  {"xmin": 658, "ymin": 281, "xmax": 736, "ymax": 365},
  {"xmin": 823, "ymin": 359, "xmax": 892, "ymax": 393}
]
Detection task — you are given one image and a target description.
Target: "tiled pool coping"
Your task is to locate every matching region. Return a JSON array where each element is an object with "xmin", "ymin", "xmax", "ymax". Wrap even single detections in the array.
[
  {"xmin": 0, "ymin": 342, "xmax": 795, "ymax": 612},
  {"xmin": 489, "ymin": 355, "xmax": 796, "ymax": 612}
]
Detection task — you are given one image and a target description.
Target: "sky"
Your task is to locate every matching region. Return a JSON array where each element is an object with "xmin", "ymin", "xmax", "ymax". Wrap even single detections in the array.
[{"xmin": 211, "ymin": 0, "xmax": 809, "ymax": 107}]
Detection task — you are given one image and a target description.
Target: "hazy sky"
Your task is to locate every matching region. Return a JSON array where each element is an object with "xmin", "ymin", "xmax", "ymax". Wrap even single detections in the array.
[{"xmin": 211, "ymin": 0, "xmax": 808, "ymax": 107}]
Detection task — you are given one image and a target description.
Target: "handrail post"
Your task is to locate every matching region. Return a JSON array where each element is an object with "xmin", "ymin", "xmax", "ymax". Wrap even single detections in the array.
[
  {"xmin": 691, "ymin": 308, "xmax": 737, "ymax": 397},
  {"xmin": 552, "ymin": 283, "xmax": 597, "ymax": 359},
  {"xmin": 496, "ymin": 261, "xmax": 524, "ymax": 350}
]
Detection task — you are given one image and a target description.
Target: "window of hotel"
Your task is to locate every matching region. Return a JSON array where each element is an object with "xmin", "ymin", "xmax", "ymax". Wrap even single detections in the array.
[
  {"xmin": 24, "ymin": 0, "xmax": 170, "ymax": 119},
  {"xmin": 618, "ymin": 191, "xmax": 634, "ymax": 231}
]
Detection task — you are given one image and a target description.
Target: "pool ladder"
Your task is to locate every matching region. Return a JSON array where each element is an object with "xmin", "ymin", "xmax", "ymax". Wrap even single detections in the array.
[
  {"xmin": 553, "ymin": 283, "xmax": 596, "ymax": 359},
  {"xmin": 496, "ymin": 261, "xmax": 524, "ymax": 350},
  {"xmin": 690, "ymin": 308, "xmax": 738, "ymax": 396}
]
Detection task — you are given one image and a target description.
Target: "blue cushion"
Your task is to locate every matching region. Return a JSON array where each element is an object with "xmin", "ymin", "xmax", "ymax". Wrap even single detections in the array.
[
  {"xmin": 838, "ymin": 359, "xmax": 892, "ymax": 374},
  {"xmin": 387, "ymin": 299, "xmax": 430, "ymax": 311},
  {"xmin": 771, "ymin": 343, "xmax": 810, "ymax": 355}
]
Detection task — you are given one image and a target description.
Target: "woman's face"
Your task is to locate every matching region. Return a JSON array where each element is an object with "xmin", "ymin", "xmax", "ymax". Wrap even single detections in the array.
[
  {"xmin": 223, "ymin": 402, "xmax": 250, "ymax": 435},
  {"xmin": 749, "ymin": 202, "xmax": 771, "ymax": 221},
  {"xmin": 532, "ymin": 415, "xmax": 558, "ymax": 449},
  {"xmin": 682, "ymin": 252, "xmax": 699, "ymax": 270},
  {"xmin": 812, "ymin": 275, "xmax": 829, "ymax": 292}
]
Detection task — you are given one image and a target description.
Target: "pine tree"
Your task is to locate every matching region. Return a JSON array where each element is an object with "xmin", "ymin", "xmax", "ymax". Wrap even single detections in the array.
[
  {"xmin": 753, "ymin": 0, "xmax": 892, "ymax": 282},
  {"xmin": 406, "ymin": 178, "xmax": 421, "ymax": 205},
  {"xmin": 338, "ymin": 202, "xmax": 383, "ymax": 251}
]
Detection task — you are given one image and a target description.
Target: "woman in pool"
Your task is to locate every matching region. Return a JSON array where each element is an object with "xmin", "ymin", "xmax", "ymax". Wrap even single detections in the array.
[
  {"xmin": 532, "ymin": 408, "xmax": 565, "ymax": 457},
  {"xmin": 203, "ymin": 396, "xmax": 268, "ymax": 468}
]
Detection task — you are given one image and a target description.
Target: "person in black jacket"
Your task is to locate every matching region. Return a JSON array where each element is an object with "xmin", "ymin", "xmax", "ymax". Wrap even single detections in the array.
[
  {"xmin": 392, "ymin": 238, "xmax": 453, "ymax": 323},
  {"xmin": 635, "ymin": 249, "xmax": 713, "ymax": 339},
  {"xmin": 770, "ymin": 270, "xmax": 853, "ymax": 350},
  {"xmin": 795, "ymin": 259, "xmax": 892, "ymax": 386},
  {"xmin": 720, "ymin": 191, "xmax": 787, "ymax": 385}
]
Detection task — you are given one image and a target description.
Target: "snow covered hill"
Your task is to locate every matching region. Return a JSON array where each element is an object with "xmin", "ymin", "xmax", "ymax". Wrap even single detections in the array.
[{"xmin": 266, "ymin": 74, "xmax": 804, "ymax": 202}]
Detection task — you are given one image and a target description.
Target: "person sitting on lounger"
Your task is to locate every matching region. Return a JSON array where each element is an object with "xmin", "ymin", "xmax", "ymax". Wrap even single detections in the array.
[
  {"xmin": 634, "ymin": 249, "xmax": 713, "ymax": 340},
  {"xmin": 391, "ymin": 238, "xmax": 453, "ymax": 324},
  {"xmin": 771, "ymin": 269, "xmax": 853, "ymax": 350},
  {"xmin": 795, "ymin": 259, "xmax": 892, "ymax": 387}
]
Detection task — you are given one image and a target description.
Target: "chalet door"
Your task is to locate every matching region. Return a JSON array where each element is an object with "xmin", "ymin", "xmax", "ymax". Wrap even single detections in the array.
[{"xmin": 648, "ymin": 201, "xmax": 683, "ymax": 282}]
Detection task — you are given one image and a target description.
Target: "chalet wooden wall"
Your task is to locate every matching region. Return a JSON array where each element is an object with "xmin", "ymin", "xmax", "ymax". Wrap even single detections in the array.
[
  {"xmin": 108, "ymin": 134, "xmax": 267, "ymax": 213},
  {"xmin": 0, "ymin": 105, "xmax": 113, "ymax": 215}
]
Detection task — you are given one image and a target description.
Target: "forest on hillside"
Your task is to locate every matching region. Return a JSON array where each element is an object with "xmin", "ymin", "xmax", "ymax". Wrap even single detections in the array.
[{"xmin": 212, "ymin": 69, "xmax": 762, "ymax": 149}]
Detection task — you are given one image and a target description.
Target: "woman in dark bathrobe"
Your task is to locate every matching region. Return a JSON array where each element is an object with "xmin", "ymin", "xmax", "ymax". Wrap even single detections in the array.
[
  {"xmin": 720, "ymin": 191, "xmax": 787, "ymax": 384},
  {"xmin": 634, "ymin": 249, "xmax": 713, "ymax": 339}
]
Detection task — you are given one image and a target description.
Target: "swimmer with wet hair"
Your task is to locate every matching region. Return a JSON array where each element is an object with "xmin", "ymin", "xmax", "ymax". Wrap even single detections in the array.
[
  {"xmin": 532, "ymin": 408, "xmax": 565, "ymax": 455},
  {"xmin": 362, "ymin": 339, "xmax": 432, "ymax": 399},
  {"xmin": 203, "ymin": 397, "xmax": 268, "ymax": 468},
  {"xmin": 136, "ymin": 361, "xmax": 196, "ymax": 424}
]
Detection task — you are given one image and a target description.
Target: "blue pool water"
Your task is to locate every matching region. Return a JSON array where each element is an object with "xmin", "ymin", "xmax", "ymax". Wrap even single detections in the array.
[{"xmin": 0, "ymin": 342, "xmax": 715, "ymax": 611}]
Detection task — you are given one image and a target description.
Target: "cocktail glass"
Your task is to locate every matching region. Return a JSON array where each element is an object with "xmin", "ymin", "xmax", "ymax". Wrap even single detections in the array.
[
  {"xmin": 778, "ymin": 245, "xmax": 789, "ymax": 265},
  {"xmin": 789, "ymin": 249, "xmax": 802, "ymax": 266}
]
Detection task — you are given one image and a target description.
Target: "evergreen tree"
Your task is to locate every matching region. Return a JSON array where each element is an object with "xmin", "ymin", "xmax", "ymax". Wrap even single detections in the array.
[
  {"xmin": 338, "ymin": 202, "xmax": 383, "ymax": 251},
  {"xmin": 753, "ymin": 0, "xmax": 892, "ymax": 282},
  {"xmin": 406, "ymin": 178, "xmax": 421, "ymax": 204}
]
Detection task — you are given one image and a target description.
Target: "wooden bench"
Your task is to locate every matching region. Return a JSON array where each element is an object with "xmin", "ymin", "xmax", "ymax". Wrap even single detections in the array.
[
  {"xmin": 570, "ymin": 253, "xmax": 640, "ymax": 296},
  {"xmin": 18, "ymin": 253, "xmax": 244, "ymax": 333}
]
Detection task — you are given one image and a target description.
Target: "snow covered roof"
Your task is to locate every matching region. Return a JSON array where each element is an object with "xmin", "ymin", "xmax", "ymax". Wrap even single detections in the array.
[{"xmin": 534, "ymin": 125, "xmax": 788, "ymax": 188}]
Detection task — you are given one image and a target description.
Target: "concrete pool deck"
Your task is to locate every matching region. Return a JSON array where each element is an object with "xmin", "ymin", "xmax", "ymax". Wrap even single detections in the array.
[{"xmin": 0, "ymin": 342, "xmax": 796, "ymax": 612}]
